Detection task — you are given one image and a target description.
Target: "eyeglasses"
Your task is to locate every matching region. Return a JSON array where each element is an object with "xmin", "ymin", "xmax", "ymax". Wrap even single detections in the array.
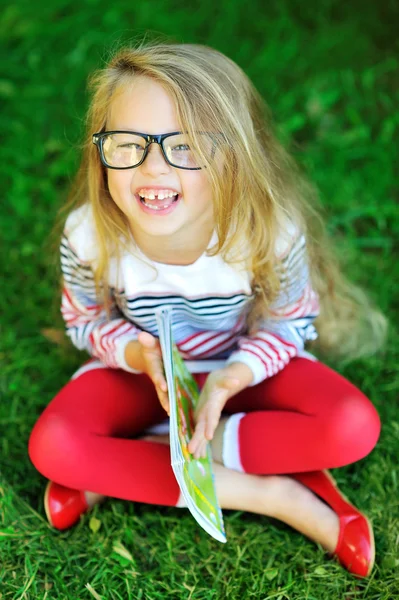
[{"xmin": 92, "ymin": 130, "xmax": 220, "ymax": 170}]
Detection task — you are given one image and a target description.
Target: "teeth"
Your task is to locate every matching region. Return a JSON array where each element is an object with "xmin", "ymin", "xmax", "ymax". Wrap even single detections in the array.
[
  {"xmin": 142, "ymin": 200, "xmax": 172, "ymax": 210},
  {"xmin": 138, "ymin": 189, "xmax": 179, "ymax": 199}
]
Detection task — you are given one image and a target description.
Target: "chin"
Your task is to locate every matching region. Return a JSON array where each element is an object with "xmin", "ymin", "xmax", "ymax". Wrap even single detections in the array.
[{"xmin": 131, "ymin": 218, "xmax": 184, "ymax": 239}]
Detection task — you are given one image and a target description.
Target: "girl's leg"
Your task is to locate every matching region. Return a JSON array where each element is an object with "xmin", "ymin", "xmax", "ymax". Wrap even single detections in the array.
[
  {"xmin": 29, "ymin": 366, "xmax": 180, "ymax": 505},
  {"xmin": 213, "ymin": 465, "xmax": 339, "ymax": 553},
  {"xmin": 213, "ymin": 357, "xmax": 380, "ymax": 474},
  {"xmin": 139, "ymin": 434, "xmax": 340, "ymax": 553},
  {"xmin": 29, "ymin": 364, "xmax": 338, "ymax": 551}
]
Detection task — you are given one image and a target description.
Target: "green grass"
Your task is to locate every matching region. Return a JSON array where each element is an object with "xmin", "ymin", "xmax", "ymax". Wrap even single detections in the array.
[{"xmin": 1, "ymin": 0, "xmax": 398, "ymax": 598}]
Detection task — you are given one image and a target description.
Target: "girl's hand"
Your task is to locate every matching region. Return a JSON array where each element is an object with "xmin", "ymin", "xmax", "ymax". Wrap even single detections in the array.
[
  {"xmin": 188, "ymin": 362, "xmax": 253, "ymax": 459},
  {"xmin": 137, "ymin": 331, "xmax": 169, "ymax": 414}
]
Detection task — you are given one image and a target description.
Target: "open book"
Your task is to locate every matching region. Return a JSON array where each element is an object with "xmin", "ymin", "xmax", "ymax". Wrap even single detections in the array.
[{"xmin": 155, "ymin": 308, "xmax": 226, "ymax": 543}]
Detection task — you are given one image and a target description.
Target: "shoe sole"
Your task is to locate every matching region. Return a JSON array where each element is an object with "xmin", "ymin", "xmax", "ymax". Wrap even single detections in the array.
[
  {"xmin": 43, "ymin": 480, "xmax": 55, "ymax": 527},
  {"xmin": 322, "ymin": 469, "xmax": 375, "ymax": 577}
]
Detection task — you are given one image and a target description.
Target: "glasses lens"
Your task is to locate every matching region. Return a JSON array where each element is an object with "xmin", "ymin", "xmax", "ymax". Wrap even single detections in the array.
[
  {"xmin": 164, "ymin": 133, "xmax": 214, "ymax": 169},
  {"xmin": 102, "ymin": 133, "xmax": 146, "ymax": 168}
]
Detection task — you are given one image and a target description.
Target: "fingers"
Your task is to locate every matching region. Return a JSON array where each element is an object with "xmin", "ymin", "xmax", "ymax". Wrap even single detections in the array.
[
  {"xmin": 138, "ymin": 332, "xmax": 169, "ymax": 412},
  {"xmin": 196, "ymin": 438, "xmax": 208, "ymax": 460},
  {"xmin": 154, "ymin": 373, "xmax": 169, "ymax": 414},
  {"xmin": 154, "ymin": 373, "xmax": 167, "ymax": 393},
  {"xmin": 157, "ymin": 390, "xmax": 170, "ymax": 414},
  {"xmin": 192, "ymin": 403, "xmax": 221, "ymax": 447},
  {"xmin": 189, "ymin": 374, "xmax": 241, "ymax": 458},
  {"xmin": 153, "ymin": 371, "xmax": 169, "ymax": 412},
  {"xmin": 189, "ymin": 432, "xmax": 209, "ymax": 460},
  {"xmin": 189, "ymin": 410, "xmax": 216, "ymax": 458},
  {"xmin": 188, "ymin": 420, "xmax": 206, "ymax": 457},
  {"xmin": 204, "ymin": 406, "xmax": 222, "ymax": 441}
]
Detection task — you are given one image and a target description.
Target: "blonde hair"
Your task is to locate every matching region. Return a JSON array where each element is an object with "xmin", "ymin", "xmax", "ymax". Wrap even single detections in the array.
[{"xmin": 58, "ymin": 39, "xmax": 387, "ymax": 360}]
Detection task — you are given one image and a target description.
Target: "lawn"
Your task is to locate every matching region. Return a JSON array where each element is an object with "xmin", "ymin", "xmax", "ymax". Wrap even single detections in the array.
[{"xmin": 0, "ymin": 1, "xmax": 398, "ymax": 598}]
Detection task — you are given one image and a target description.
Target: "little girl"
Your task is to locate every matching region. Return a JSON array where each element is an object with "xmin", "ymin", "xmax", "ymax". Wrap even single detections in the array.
[{"xmin": 28, "ymin": 41, "xmax": 386, "ymax": 578}]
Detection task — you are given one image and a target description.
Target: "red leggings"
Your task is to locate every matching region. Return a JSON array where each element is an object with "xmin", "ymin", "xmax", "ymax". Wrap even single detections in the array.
[{"xmin": 28, "ymin": 358, "xmax": 380, "ymax": 506}]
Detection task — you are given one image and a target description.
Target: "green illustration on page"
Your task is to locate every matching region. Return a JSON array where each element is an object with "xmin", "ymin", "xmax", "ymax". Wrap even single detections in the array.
[{"xmin": 156, "ymin": 308, "xmax": 226, "ymax": 543}]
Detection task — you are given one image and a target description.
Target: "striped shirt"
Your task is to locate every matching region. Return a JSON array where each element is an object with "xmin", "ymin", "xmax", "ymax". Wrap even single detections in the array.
[{"xmin": 61, "ymin": 205, "xmax": 319, "ymax": 385}]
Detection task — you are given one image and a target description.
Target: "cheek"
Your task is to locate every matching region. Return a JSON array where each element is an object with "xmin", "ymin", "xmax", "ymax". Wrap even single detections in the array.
[
  {"xmin": 187, "ymin": 173, "xmax": 213, "ymax": 204},
  {"xmin": 107, "ymin": 171, "xmax": 132, "ymax": 202}
]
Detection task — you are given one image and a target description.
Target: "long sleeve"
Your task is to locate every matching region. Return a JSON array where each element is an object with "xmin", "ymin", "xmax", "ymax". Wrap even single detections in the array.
[
  {"xmin": 225, "ymin": 231, "xmax": 319, "ymax": 385},
  {"xmin": 60, "ymin": 233, "xmax": 141, "ymax": 371}
]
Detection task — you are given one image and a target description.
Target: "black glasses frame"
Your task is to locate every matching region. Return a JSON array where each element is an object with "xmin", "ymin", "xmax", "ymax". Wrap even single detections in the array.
[{"xmin": 92, "ymin": 130, "xmax": 205, "ymax": 171}]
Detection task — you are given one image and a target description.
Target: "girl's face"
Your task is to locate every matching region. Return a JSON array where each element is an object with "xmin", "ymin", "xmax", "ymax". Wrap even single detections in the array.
[{"xmin": 106, "ymin": 76, "xmax": 214, "ymax": 248}]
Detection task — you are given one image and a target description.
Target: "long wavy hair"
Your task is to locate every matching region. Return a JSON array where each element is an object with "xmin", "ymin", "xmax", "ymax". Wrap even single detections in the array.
[{"xmin": 56, "ymin": 39, "xmax": 387, "ymax": 360}]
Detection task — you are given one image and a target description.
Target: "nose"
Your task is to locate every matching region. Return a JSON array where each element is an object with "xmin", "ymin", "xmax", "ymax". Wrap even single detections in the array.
[{"xmin": 140, "ymin": 142, "xmax": 170, "ymax": 175}]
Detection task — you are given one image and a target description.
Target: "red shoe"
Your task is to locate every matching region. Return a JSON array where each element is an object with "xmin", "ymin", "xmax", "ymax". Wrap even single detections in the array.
[
  {"xmin": 291, "ymin": 470, "xmax": 375, "ymax": 578},
  {"xmin": 44, "ymin": 481, "xmax": 89, "ymax": 530}
]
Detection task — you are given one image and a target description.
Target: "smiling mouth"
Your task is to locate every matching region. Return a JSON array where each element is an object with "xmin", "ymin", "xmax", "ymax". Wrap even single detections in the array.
[{"xmin": 138, "ymin": 193, "xmax": 180, "ymax": 210}]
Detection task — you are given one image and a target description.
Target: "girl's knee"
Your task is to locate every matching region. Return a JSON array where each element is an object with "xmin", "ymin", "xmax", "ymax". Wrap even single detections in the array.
[
  {"xmin": 327, "ymin": 392, "xmax": 381, "ymax": 465},
  {"xmin": 28, "ymin": 412, "xmax": 81, "ymax": 478}
]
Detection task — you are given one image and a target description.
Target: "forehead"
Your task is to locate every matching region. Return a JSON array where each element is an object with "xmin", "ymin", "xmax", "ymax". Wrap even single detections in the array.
[{"xmin": 107, "ymin": 76, "xmax": 179, "ymax": 134}]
